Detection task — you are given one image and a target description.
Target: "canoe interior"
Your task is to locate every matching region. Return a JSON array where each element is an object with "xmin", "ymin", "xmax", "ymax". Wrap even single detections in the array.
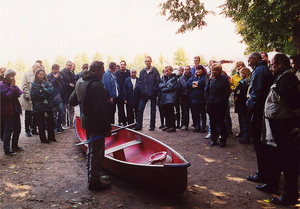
[
  {"xmin": 75, "ymin": 116, "xmax": 190, "ymax": 193},
  {"xmin": 75, "ymin": 116, "xmax": 189, "ymax": 166}
]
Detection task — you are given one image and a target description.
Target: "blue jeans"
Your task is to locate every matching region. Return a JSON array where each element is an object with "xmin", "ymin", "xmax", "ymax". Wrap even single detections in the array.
[
  {"xmin": 136, "ymin": 98, "xmax": 156, "ymax": 129},
  {"xmin": 53, "ymin": 103, "xmax": 65, "ymax": 130},
  {"xmin": 3, "ymin": 114, "xmax": 21, "ymax": 152}
]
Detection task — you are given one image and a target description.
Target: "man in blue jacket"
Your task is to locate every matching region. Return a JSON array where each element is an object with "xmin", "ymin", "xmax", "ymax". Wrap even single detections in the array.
[
  {"xmin": 102, "ymin": 62, "xmax": 120, "ymax": 124},
  {"xmin": 135, "ymin": 56, "xmax": 160, "ymax": 131},
  {"xmin": 245, "ymin": 52, "xmax": 274, "ymax": 183}
]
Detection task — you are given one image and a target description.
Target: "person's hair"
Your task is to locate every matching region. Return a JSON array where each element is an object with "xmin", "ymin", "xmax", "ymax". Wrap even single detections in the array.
[
  {"xmin": 34, "ymin": 68, "xmax": 48, "ymax": 83},
  {"xmin": 4, "ymin": 68, "xmax": 16, "ymax": 78},
  {"xmin": 185, "ymin": 65, "xmax": 191, "ymax": 70},
  {"xmin": 236, "ymin": 61, "xmax": 245, "ymax": 68},
  {"xmin": 195, "ymin": 65, "xmax": 207, "ymax": 75},
  {"xmin": 109, "ymin": 62, "xmax": 116, "ymax": 70},
  {"xmin": 165, "ymin": 65, "xmax": 173, "ymax": 71},
  {"xmin": 89, "ymin": 61, "xmax": 104, "ymax": 72},
  {"xmin": 211, "ymin": 63, "xmax": 222, "ymax": 72},
  {"xmin": 178, "ymin": 66, "xmax": 184, "ymax": 71},
  {"xmin": 145, "ymin": 56, "xmax": 152, "ymax": 61},
  {"xmin": 240, "ymin": 67, "xmax": 251, "ymax": 78},
  {"xmin": 273, "ymin": 53, "xmax": 290, "ymax": 68},
  {"xmin": 120, "ymin": 60, "xmax": 126, "ymax": 65},
  {"xmin": 260, "ymin": 52, "xmax": 268, "ymax": 58},
  {"xmin": 130, "ymin": 68, "xmax": 137, "ymax": 73},
  {"xmin": 290, "ymin": 54, "xmax": 300, "ymax": 66},
  {"xmin": 35, "ymin": 60, "xmax": 42, "ymax": 64},
  {"xmin": 194, "ymin": 56, "xmax": 201, "ymax": 62},
  {"xmin": 250, "ymin": 52, "xmax": 262, "ymax": 61},
  {"xmin": 66, "ymin": 60, "xmax": 72, "ymax": 65},
  {"xmin": 116, "ymin": 64, "xmax": 120, "ymax": 68},
  {"xmin": 82, "ymin": 63, "xmax": 89, "ymax": 70},
  {"xmin": 0, "ymin": 67, "xmax": 6, "ymax": 72},
  {"xmin": 52, "ymin": 64, "xmax": 60, "ymax": 70}
]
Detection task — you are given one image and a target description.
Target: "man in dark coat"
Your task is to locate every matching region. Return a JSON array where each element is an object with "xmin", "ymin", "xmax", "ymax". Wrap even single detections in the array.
[
  {"xmin": 246, "ymin": 52, "xmax": 274, "ymax": 183},
  {"xmin": 178, "ymin": 66, "xmax": 192, "ymax": 131},
  {"xmin": 135, "ymin": 56, "xmax": 160, "ymax": 131},
  {"xmin": 60, "ymin": 61, "xmax": 76, "ymax": 128},
  {"xmin": 47, "ymin": 64, "xmax": 66, "ymax": 133},
  {"xmin": 69, "ymin": 60, "xmax": 112, "ymax": 191},
  {"xmin": 115, "ymin": 60, "xmax": 130, "ymax": 126},
  {"xmin": 122, "ymin": 68, "xmax": 139, "ymax": 125}
]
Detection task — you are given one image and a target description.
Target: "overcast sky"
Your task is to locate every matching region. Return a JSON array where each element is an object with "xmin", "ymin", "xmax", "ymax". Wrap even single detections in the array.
[{"xmin": 0, "ymin": 0, "xmax": 247, "ymax": 66}]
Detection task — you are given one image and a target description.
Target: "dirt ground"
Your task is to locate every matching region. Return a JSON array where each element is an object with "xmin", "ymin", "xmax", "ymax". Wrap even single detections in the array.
[{"xmin": 0, "ymin": 104, "xmax": 299, "ymax": 209}]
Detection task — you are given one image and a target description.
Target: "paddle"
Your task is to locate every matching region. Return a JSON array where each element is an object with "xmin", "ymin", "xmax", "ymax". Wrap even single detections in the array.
[{"xmin": 74, "ymin": 123, "xmax": 136, "ymax": 146}]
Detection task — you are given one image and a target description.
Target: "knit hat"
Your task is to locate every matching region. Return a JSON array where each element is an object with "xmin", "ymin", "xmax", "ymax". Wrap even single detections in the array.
[{"xmin": 4, "ymin": 68, "xmax": 16, "ymax": 78}]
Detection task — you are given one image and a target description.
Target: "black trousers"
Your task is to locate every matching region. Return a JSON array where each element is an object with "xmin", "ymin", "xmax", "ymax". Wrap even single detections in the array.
[
  {"xmin": 35, "ymin": 111, "xmax": 55, "ymax": 142},
  {"xmin": 108, "ymin": 99, "xmax": 117, "ymax": 124},
  {"xmin": 126, "ymin": 103, "xmax": 137, "ymax": 125},
  {"xmin": 208, "ymin": 105, "xmax": 227, "ymax": 144},
  {"xmin": 25, "ymin": 110, "xmax": 37, "ymax": 132},
  {"xmin": 162, "ymin": 103, "xmax": 175, "ymax": 129},
  {"xmin": 180, "ymin": 99, "xmax": 190, "ymax": 127},
  {"xmin": 268, "ymin": 118, "xmax": 299, "ymax": 199},
  {"xmin": 116, "ymin": 97, "xmax": 127, "ymax": 125},
  {"xmin": 248, "ymin": 107, "xmax": 270, "ymax": 179}
]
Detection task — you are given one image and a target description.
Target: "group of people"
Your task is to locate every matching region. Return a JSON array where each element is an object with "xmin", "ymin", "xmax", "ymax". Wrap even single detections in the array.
[
  {"xmin": 1, "ymin": 53, "xmax": 300, "ymax": 205},
  {"xmin": 0, "ymin": 60, "xmax": 89, "ymax": 154}
]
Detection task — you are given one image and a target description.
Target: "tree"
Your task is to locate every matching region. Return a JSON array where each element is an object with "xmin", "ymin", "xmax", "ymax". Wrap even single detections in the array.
[
  {"xmin": 55, "ymin": 55, "xmax": 67, "ymax": 69},
  {"xmin": 173, "ymin": 47, "xmax": 189, "ymax": 66},
  {"xmin": 160, "ymin": 0, "xmax": 300, "ymax": 54},
  {"xmin": 5, "ymin": 60, "xmax": 15, "ymax": 70},
  {"xmin": 221, "ymin": 0, "xmax": 300, "ymax": 54},
  {"xmin": 14, "ymin": 59, "xmax": 27, "ymax": 73},
  {"xmin": 74, "ymin": 52, "xmax": 90, "ymax": 73},
  {"xmin": 105, "ymin": 55, "xmax": 114, "ymax": 69},
  {"xmin": 127, "ymin": 53, "xmax": 148, "ymax": 74},
  {"xmin": 92, "ymin": 51, "xmax": 103, "ymax": 61},
  {"xmin": 199, "ymin": 54, "xmax": 207, "ymax": 65},
  {"xmin": 159, "ymin": 0, "xmax": 214, "ymax": 34},
  {"xmin": 42, "ymin": 59, "xmax": 51, "ymax": 74}
]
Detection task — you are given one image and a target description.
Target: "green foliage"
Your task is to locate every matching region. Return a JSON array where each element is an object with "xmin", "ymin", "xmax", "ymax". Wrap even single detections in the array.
[
  {"xmin": 74, "ymin": 52, "xmax": 90, "ymax": 74},
  {"xmin": 160, "ymin": 0, "xmax": 300, "ymax": 54},
  {"xmin": 5, "ymin": 60, "xmax": 15, "ymax": 69},
  {"xmin": 105, "ymin": 55, "xmax": 114, "ymax": 69},
  {"xmin": 55, "ymin": 55, "xmax": 67, "ymax": 70},
  {"xmin": 14, "ymin": 59, "xmax": 27, "ymax": 74},
  {"xmin": 42, "ymin": 59, "xmax": 51, "ymax": 74},
  {"xmin": 159, "ymin": 0, "xmax": 214, "ymax": 34},
  {"xmin": 199, "ymin": 54, "xmax": 207, "ymax": 65},
  {"xmin": 221, "ymin": 0, "xmax": 300, "ymax": 54},
  {"xmin": 92, "ymin": 51, "xmax": 103, "ymax": 61},
  {"xmin": 173, "ymin": 47, "xmax": 189, "ymax": 66},
  {"xmin": 127, "ymin": 53, "xmax": 148, "ymax": 75}
]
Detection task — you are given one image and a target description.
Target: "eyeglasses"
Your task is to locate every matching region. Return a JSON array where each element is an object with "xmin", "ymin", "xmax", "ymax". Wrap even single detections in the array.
[{"xmin": 145, "ymin": 61, "xmax": 150, "ymax": 63}]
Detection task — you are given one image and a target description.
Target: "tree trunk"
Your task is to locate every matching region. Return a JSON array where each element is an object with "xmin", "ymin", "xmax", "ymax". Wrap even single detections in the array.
[{"xmin": 292, "ymin": 22, "xmax": 300, "ymax": 54}]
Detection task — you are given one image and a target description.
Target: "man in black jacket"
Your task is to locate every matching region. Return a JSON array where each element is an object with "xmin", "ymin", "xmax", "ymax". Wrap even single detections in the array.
[
  {"xmin": 60, "ymin": 61, "xmax": 76, "ymax": 128},
  {"xmin": 69, "ymin": 60, "xmax": 112, "ymax": 191},
  {"xmin": 115, "ymin": 60, "xmax": 130, "ymax": 126}
]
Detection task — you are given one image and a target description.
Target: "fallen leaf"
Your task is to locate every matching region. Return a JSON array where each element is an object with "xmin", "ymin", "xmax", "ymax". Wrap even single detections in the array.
[
  {"xmin": 206, "ymin": 147, "xmax": 210, "ymax": 149},
  {"xmin": 226, "ymin": 174, "xmax": 231, "ymax": 177},
  {"xmin": 263, "ymin": 199, "xmax": 270, "ymax": 203},
  {"xmin": 13, "ymin": 172, "xmax": 18, "ymax": 174}
]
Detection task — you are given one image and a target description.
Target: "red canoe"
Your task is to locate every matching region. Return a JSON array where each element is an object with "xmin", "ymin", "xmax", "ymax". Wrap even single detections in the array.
[{"xmin": 75, "ymin": 116, "xmax": 191, "ymax": 193}]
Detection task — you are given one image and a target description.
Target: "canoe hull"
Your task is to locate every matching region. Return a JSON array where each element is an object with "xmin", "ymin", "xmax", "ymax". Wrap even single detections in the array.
[{"xmin": 75, "ymin": 116, "xmax": 190, "ymax": 193}]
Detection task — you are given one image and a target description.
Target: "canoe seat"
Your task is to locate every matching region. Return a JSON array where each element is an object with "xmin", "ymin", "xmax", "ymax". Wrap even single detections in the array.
[{"xmin": 105, "ymin": 139, "xmax": 142, "ymax": 161}]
